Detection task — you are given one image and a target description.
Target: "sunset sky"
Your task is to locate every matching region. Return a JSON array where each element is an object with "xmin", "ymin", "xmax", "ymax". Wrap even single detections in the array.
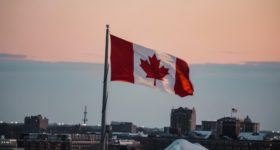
[
  {"xmin": 0, "ymin": 0, "xmax": 280, "ymax": 131},
  {"xmin": 1, "ymin": 0, "xmax": 279, "ymax": 63}
]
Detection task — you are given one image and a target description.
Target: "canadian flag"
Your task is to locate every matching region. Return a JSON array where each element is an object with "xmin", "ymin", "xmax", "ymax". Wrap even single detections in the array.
[
  {"xmin": 110, "ymin": 35, "xmax": 193, "ymax": 97},
  {"xmin": 232, "ymin": 108, "xmax": 238, "ymax": 113}
]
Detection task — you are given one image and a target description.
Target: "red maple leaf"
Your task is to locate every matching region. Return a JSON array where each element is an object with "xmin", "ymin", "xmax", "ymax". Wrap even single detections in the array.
[{"xmin": 140, "ymin": 54, "xmax": 169, "ymax": 86}]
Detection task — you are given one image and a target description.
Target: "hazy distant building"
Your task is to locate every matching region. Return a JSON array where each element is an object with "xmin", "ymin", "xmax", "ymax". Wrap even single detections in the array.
[
  {"xmin": 24, "ymin": 115, "xmax": 48, "ymax": 133},
  {"xmin": 240, "ymin": 115, "xmax": 260, "ymax": 133},
  {"xmin": 17, "ymin": 133, "xmax": 100, "ymax": 150},
  {"xmin": 217, "ymin": 117, "xmax": 241, "ymax": 139},
  {"xmin": 48, "ymin": 124, "xmax": 100, "ymax": 134},
  {"xmin": 0, "ymin": 123, "xmax": 24, "ymax": 139},
  {"xmin": 0, "ymin": 138, "xmax": 18, "ymax": 149},
  {"xmin": 111, "ymin": 121, "xmax": 137, "ymax": 133},
  {"xmin": 195, "ymin": 125, "xmax": 202, "ymax": 130},
  {"xmin": 202, "ymin": 121, "xmax": 217, "ymax": 131},
  {"xmin": 170, "ymin": 107, "xmax": 196, "ymax": 135},
  {"xmin": 201, "ymin": 116, "xmax": 260, "ymax": 140}
]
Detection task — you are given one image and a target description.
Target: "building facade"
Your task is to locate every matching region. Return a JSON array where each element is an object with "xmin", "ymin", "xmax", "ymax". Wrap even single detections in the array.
[
  {"xmin": 24, "ymin": 115, "xmax": 48, "ymax": 133},
  {"xmin": 201, "ymin": 121, "xmax": 217, "ymax": 131},
  {"xmin": 0, "ymin": 123, "xmax": 24, "ymax": 139},
  {"xmin": 17, "ymin": 133, "xmax": 101, "ymax": 150},
  {"xmin": 240, "ymin": 115, "xmax": 260, "ymax": 133},
  {"xmin": 170, "ymin": 107, "xmax": 196, "ymax": 135},
  {"xmin": 217, "ymin": 117, "xmax": 241, "ymax": 139},
  {"xmin": 0, "ymin": 138, "xmax": 19, "ymax": 150},
  {"xmin": 111, "ymin": 122, "xmax": 137, "ymax": 133}
]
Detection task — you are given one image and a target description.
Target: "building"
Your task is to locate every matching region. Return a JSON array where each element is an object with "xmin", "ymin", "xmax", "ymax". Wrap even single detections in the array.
[
  {"xmin": 17, "ymin": 133, "xmax": 101, "ymax": 150},
  {"xmin": 24, "ymin": 115, "xmax": 48, "ymax": 133},
  {"xmin": 201, "ymin": 121, "xmax": 217, "ymax": 131},
  {"xmin": 170, "ymin": 107, "xmax": 196, "ymax": 135},
  {"xmin": 217, "ymin": 117, "xmax": 241, "ymax": 139},
  {"xmin": 111, "ymin": 122, "xmax": 137, "ymax": 133},
  {"xmin": 0, "ymin": 138, "xmax": 19, "ymax": 150},
  {"xmin": 0, "ymin": 122, "xmax": 24, "ymax": 139},
  {"xmin": 48, "ymin": 124, "xmax": 100, "ymax": 134},
  {"xmin": 164, "ymin": 127, "xmax": 171, "ymax": 134},
  {"xmin": 240, "ymin": 115, "xmax": 260, "ymax": 133},
  {"xmin": 201, "ymin": 116, "xmax": 260, "ymax": 140},
  {"xmin": 18, "ymin": 133, "xmax": 71, "ymax": 150},
  {"xmin": 195, "ymin": 125, "xmax": 202, "ymax": 130}
]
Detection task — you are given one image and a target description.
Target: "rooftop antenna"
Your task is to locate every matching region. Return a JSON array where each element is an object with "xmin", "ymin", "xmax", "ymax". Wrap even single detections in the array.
[{"xmin": 83, "ymin": 105, "xmax": 88, "ymax": 125}]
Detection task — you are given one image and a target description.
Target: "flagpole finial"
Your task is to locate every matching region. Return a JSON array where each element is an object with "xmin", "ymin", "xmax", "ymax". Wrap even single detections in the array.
[{"xmin": 106, "ymin": 24, "xmax": 109, "ymax": 29}]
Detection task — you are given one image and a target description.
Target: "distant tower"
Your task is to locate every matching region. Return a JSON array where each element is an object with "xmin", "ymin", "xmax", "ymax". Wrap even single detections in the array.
[{"xmin": 82, "ymin": 105, "xmax": 88, "ymax": 125}]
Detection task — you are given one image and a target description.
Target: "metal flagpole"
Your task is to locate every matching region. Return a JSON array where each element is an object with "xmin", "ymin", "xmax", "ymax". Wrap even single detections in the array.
[{"xmin": 101, "ymin": 25, "xmax": 109, "ymax": 150}]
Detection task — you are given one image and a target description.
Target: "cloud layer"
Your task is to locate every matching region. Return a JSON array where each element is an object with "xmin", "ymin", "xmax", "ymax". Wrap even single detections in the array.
[{"xmin": 0, "ymin": 53, "xmax": 27, "ymax": 60}]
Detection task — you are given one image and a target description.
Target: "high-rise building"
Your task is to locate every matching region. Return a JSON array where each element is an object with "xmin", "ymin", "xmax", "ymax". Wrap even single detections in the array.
[
  {"xmin": 170, "ymin": 107, "xmax": 196, "ymax": 135},
  {"xmin": 24, "ymin": 115, "xmax": 48, "ymax": 133}
]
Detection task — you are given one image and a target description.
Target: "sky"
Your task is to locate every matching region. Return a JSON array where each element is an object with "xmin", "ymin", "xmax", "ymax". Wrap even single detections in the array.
[
  {"xmin": 0, "ymin": 0, "xmax": 280, "ymax": 130},
  {"xmin": 0, "ymin": 0, "xmax": 280, "ymax": 63}
]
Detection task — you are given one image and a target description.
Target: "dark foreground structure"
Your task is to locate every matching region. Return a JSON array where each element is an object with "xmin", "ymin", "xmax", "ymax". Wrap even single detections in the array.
[
  {"xmin": 140, "ymin": 137, "xmax": 280, "ymax": 150},
  {"xmin": 15, "ymin": 135, "xmax": 280, "ymax": 150}
]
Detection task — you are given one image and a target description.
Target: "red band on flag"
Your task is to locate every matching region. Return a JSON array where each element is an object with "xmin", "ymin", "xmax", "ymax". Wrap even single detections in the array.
[
  {"xmin": 174, "ymin": 58, "xmax": 194, "ymax": 97},
  {"xmin": 110, "ymin": 35, "xmax": 134, "ymax": 83}
]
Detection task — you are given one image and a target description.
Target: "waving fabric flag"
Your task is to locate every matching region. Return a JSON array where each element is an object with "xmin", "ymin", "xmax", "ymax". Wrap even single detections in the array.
[
  {"xmin": 110, "ymin": 35, "xmax": 193, "ymax": 97},
  {"xmin": 232, "ymin": 108, "xmax": 238, "ymax": 113}
]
